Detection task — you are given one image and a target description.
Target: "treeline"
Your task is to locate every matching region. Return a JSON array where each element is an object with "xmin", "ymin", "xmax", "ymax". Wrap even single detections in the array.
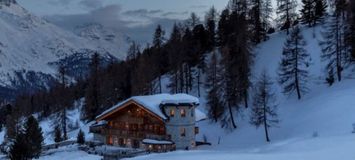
[{"xmin": 1, "ymin": 0, "xmax": 355, "ymax": 144}]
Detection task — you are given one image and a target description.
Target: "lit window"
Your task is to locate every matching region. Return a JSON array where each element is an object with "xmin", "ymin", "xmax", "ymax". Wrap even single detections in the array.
[
  {"xmin": 170, "ymin": 109, "xmax": 175, "ymax": 117},
  {"xmin": 180, "ymin": 128, "xmax": 186, "ymax": 137},
  {"xmin": 180, "ymin": 109, "xmax": 186, "ymax": 117}
]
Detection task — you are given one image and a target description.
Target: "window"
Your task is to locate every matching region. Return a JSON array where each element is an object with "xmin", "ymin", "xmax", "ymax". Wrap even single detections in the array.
[
  {"xmin": 180, "ymin": 128, "xmax": 186, "ymax": 137},
  {"xmin": 170, "ymin": 109, "xmax": 175, "ymax": 117},
  {"xmin": 180, "ymin": 109, "xmax": 186, "ymax": 117}
]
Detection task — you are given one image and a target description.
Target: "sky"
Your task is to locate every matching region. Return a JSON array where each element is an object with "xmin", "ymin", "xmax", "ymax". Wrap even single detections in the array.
[{"xmin": 16, "ymin": 0, "xmax": 230, "ymax": 43}]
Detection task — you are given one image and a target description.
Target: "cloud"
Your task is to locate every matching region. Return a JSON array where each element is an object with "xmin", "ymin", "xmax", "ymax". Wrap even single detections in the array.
[
  {"xmin": 190, "ymin": 5, "xmax": 208, "ymax": 9},
  {"xmin": 46, "ymin": 5, "xmax": 125, "ymax": 29},
  {"xmin": 161, "ymin": 11, "xmax": 189, "ymax": 17},
  {"xmin": 79, "ymin": 0, "xmax": 103, "ymax": 9},
  {"xmin": 47, "ymin": 0, "xmax": 72, "ymax": 6},
  {"xmin": 123, "ymin": 9, "xmax": 163, "ymax": 17},
  {"xmin": 45, "ymin": 5, "xmax": 181, "ymax": 44}
]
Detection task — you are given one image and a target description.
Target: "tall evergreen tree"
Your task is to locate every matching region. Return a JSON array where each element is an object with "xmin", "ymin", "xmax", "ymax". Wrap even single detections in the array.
[
  {"xmin": 250, "ymin": 0, "xmax": 273, "ymax": 43},
  {"xmin": 314, "ymin": 0, "xmax": 327, "ymax": 24},
  {"xmin": 279, "ymin": 26, "xmax": 311, "ymax": 100},
  {"xmin": 250, "ymin": 71, "xmax": 279, "ymax": 142},
  {"xmin": 186, "ymin": 12, "xmax": 201, "ymax": 29},
  {"xmin": 54, "ymin": 125, "xmax": 62, "ymax": 143},
  {"xmin": 167, "ymin": 23, "xmax": 184, "ymax": 94},
  {"xmin": 57, "ymin": 65, "xmax": 69, "ymax": 140},
  {"xmin": 300, "ymin": 0, "xmax": 316, "ymax": 27},
  {"xmin": 83, "ymin": 53, "xmax": 101, "ymax": 120},
  {"xmin": 24, "ymin": 116, "xmax": 43, "ymax": 158},
  {"xmin": 205, "ymin": 52, "xmax": 224, "ymax": 122},
  {"xmin": 126, "ymin": 41, "xmax": 140, "ymax": 61},
  {"xmin": 205, "ymin": 6, "xmax": 218, "ymax": 50},
  {"xmin": 77, "ymin": 129, "xmax": 85, "ymax": 145},
  {"xmin": 348, "ymin": 0, "xmax": 355, "ymax": 59},
  {"xmin": 319, "ymin": 12, "xmax": 349, "ymax": 82},
  {"xmin": 152, "ymin": 25, "xmax": 166, "ymax": 94},
  {"xmin": 276, "ymin": 0, "xmax": 298, "ymax": 34},
  {"xmin": 9, "ymin": 132, "xmax": 30, "ymax": 160}
]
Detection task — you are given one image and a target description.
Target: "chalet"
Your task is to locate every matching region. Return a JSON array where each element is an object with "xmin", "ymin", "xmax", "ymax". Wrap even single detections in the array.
[{"xmin": 90, "ymin": 94, "xmax": 206, "ymax": 152}]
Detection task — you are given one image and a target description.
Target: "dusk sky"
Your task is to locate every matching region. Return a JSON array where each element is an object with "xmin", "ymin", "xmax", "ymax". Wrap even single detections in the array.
[{"xmin": 16, "ymin": 0, "xmax": 230, "ymax": 43}]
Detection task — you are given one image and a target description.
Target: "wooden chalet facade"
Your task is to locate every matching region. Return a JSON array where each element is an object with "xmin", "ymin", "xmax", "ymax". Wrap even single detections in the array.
[{"xmin": 90, "ymin": 94, "xmax": 205, "ymax": 152}]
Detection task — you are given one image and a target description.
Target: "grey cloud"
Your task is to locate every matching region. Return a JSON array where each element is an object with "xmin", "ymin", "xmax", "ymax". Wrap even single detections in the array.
[
  {"xmin": 123, "ymin": 9, "xmax": 163, "ymax": 17},
  {"xmin": 190, "ymin": 5, "xmax": 208, "ymax": 9},
  {"xmin": 79, "ymin": 0, "xmax": 103, "ymax": 9},
  {"xmin": 161, "ymin": 11, "xmax": 188, "ymax": 17}
]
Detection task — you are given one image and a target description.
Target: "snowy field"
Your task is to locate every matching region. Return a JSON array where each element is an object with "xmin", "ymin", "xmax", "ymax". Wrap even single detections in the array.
[{"xmin": 39, "ymin": 145, "xmax": 101, "ymax": 160}]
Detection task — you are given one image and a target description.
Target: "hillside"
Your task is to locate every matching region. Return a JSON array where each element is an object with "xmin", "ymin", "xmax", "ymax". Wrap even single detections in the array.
[
  {"xmin": 0, "ymin": 23, "xmax": 353, "ymax": 160},
  {"xmin": 0, "ymin": 3, "xmax": 128, "ymax": 98},
  {"xmin": 126, "ymin": 24, "xmax": 355, "ymax": 159}
]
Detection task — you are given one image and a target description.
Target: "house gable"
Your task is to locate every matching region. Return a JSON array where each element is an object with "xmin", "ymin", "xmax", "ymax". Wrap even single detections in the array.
[{"xmin": 96, "ymin": 100, "xmax": 165, "ymax": 123}]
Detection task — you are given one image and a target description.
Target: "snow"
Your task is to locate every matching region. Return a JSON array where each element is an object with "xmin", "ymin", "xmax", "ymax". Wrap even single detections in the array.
[
  {"xmin": 0, "ymin": 3, "xmax": 128, "ymax": 88},
  {"xmin": 96, "ymin": 93, "xmax": 204, "ymax": 121},
  {"xmin": 142, "ymin": 139, "xmax": 173, "ymax": 145},
  {"xmin": 39, "ymin": 145, "xmax": 101, "ymax": 160},
  {"xmin": 126, "ymin": 24, "xmax": 355, "ymax": 159}
]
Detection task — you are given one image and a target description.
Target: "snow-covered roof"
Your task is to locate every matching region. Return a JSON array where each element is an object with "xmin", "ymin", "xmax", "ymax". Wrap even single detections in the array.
[
  {"xmin": 142, "ymin": 139, "xmax": 174, "ymax": 145},
  {"xmin": 96, "ymin": 93, "xmax": 205, "ymax": 121}
]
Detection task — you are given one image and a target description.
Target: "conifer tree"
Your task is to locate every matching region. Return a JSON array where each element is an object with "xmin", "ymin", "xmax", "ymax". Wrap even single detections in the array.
[
  {"xmin": 319, "ymin": 12, "xmax": 349, "ymax": 82},
  {"xmin": 152, "ymin": 25, "xmax": 165, "ymax": 94},
  {"xmin": 276, "ymin": 0, "xmax": 298, "ymax": 34},
  {"xmin": 300, "ymin": 0, "xmax": 316, "ymax": 27},
  {"xmin": 250, "ymin": 71, "xmax": 279, "ymax": 142},
  {"xmin": 77, "ymin": 129, "xmax": 85, "ymax": 145},
  {"xmin": 205, "ymin": 52, "xmax": 224, "ymax": 122},
  {"xmin": 54, "ymin": 125, "xmax": 62, "ymax": 143},
  {"xmin": 205, "ymin": 6, "xmax": 218, "ymax": 50},
  {"xmin": 279, "ymin": 26, "xmax": 311, "ymax": 100},
  {"xmin": 314, "ymin": 0, "xmax": 327, "ymax": 24},
  {"xmin": 348, "ymin": 0, "xmax": 355, "ymax": 59},
  {"xmin": 9, "ymin": 132, "xmax": 30, "ymax": 160},
  {"xmin": 24, "ymin": 116, "xmax": 43, "ymax": 158},
  {"xmin": 250, "ymin": 0, "xmax": 273, "ymax": 43},
  {"xmin": 83, "ymin": 53, "xmax": 101, "ymax": 120}
]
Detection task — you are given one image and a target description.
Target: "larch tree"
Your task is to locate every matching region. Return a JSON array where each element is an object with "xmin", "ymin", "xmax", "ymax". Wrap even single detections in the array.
[
  {"xmin": 205, "ymin": 6, "xmax": 218, "ymax": 50},
  {"xmin": 314, "ymin": 0, "xmax": 327, "ymax": 25},
  {"xmin": 24, "ymin": 116, "xmax": 43, "ymax": 159},
  {"xmin": 319, "ymin": 11, "xmax": 349, "ymax": 82},
  {"xmin": 300, "ymin": 0, "xmax": 316, "ymax": 27},
  {"xmin": 278, "ymin": 26, "xmax": 311, "ymax": 100},
  {"xmin": 276, "ymin": 0, "xmax": 298, "ymax": 34},
  {"xmin": 205, "ymin": 52, "xmax": 224, "ymax": 122},
  {"xmin": 250, "ymin": 70, "xmax": 279, "ymax": 142},
  {"xmin": 250, "ymin": 0, "xmax": 273, "ymax": 43},
  {"xmin": 152, "ymin": 25, "xmax": 165, "ymax": 94}
]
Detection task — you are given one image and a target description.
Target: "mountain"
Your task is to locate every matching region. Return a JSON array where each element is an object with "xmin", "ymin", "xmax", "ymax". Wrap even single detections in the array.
[{"xmin": 0, "ymin": 3, "xmax": 128, "ymax": 99}]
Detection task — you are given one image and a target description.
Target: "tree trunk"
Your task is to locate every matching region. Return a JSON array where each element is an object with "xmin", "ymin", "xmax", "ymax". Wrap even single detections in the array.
[
  {"xmin": 158, "ymin": 75, "xmax": 162, "ymax": 93},
  {"xmin": 244, "ymin": 89, "xmax": 248, "ymax": 108},
  {"xmin": 197, "ymin": 69, "xmax": 201, "ymax": 97},
  {"xmin": 228, "ymin": 103, "xmax": 237, "ymax": 129},
  {"xmin": 263, "ymin": 104, "xmax": 270, "ymax": 142}
]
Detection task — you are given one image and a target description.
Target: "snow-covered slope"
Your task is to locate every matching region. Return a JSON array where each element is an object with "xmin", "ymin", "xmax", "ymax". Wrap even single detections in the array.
[
  {"xmin": 127, "ymin": 25, "xmax": 355, "ymax": 159},
  {"xmin": 0, "ymin": 3, "xmax": 128, "ymax": 98}
]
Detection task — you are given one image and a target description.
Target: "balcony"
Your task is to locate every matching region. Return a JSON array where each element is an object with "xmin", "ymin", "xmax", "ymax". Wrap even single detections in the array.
[{"xmin": 103, "ymin": 129, "xmax": 170, "ymax": 141}]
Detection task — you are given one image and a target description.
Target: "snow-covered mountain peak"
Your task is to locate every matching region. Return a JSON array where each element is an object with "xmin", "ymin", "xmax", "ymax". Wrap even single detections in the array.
[{"xmin": 0, "ymin": 3, "xmax": 128, "ymax": 98}]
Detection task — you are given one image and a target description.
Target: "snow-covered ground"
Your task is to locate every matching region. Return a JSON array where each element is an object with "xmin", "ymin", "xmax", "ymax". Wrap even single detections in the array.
[
  {"xmin": 39, "ymin": 145, "xmax": 101, "ymax": 160},
  {"xmin": 125, "ymin": 25, "xmax": 355, "ymax": 159},
  {"xmin": 1, "ymin": 23, "xmax": 354, "ymax": 159}
]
